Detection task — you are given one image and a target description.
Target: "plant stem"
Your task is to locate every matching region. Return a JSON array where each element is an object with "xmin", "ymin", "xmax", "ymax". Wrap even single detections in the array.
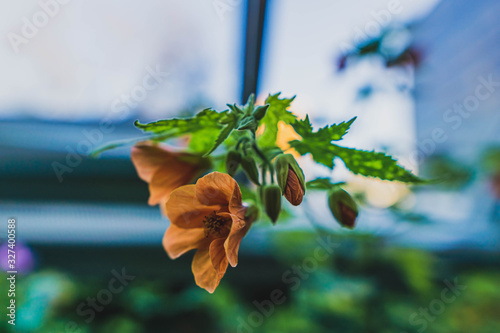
[
  {"xmin": 252, "ymin": 142, "xmax": 274, "ymax": 183},
  {"xmin": 247, "ymin": 129, "xmax": 275, "ymax": 183},
  {"xmin": 236, "ymin": 137, "xmax": 250, "ymax": 151}
]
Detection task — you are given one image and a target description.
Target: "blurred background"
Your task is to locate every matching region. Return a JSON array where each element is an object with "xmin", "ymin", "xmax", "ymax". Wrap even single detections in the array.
[{"xmin": 1, "ymin": 0, "xmax": 500, "ymax": 332}]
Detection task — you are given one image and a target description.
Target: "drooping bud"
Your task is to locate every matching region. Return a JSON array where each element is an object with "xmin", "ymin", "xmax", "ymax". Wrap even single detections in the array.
[
  {"xmin": 241, "ymin": 156, "xmax": 260, "ymax": 185},
  {"xmin": 328, "ymin": 187, "xmax": 358, "ymax": 229},
  {"xmin": 262, "ymin": 184, "xmax": 282, "ymax": 223},
  {"xmin": 276, "ymin": 154, "xmax": 306, "ymax": 206},
  {"xmin": 225, "ymin": 150, "xmax": 242, "ymax": 176}
]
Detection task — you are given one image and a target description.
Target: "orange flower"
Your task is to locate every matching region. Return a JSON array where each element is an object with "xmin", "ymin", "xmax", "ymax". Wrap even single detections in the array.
[
  {"xmin": 163, "ymin": 172, "xmax": 253, "ymax": 293},
  {"xmin": 131, "ymin": 142, "xmax": 209, "ymax": 213}
]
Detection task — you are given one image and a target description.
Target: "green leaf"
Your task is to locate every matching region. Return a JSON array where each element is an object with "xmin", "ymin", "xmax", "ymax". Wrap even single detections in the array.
[
  {"xmin": 134, "ymin": 108, "xmax": 224, "ymax": 136},
  {"xmin": 292, "ymin": 115, "xmax": 356, "ymax": 142},
  {"xmin": 227, "ymin": 104, "xmax": 245, "ymax": 116},
  {"xmin": 289, "ymin": 115, "xmax": 421, "ymax": 182},
  {"xmin": 204, "ymin": 111, "xmax": 240, "ymax": 157},
  {"xmin": 89, "ymin": 138, "xmax": 137, "ymax": 158},
  {"xmin": 134, "ymin": 108, "xmax": 229, "ymax": 155},
  {"xmin": 189, "ymin": 127, "xmax": 221, "ymax": 154},
  {"xmin": 263, "ymin": 146, "xmax": 284, "ymax": 161},
  {"xmin": 331, "ymin": 145, "xmax": 422, "ymax": 183},
  {"xmin": 89, "ymin": 135, "xmax": 167, "ymax": 158},
  {"xmin": 306, "ymin": 178, "xmax": 343, "ymax": 190},
  {"xmin": 257, "ymin": 93, "xmax": 297, "ymax": 147},
  {"xmin": 237, "ymin": 115, "xmax": 257, "ymax": 131},
  {"xmin": 290, "ymin": 139, "xmax": 336, "ymax": 168}
]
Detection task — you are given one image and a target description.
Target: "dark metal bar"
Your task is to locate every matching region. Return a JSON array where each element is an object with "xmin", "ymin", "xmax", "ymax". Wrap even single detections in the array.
[{"xmin": 242, "ymin": 0, "xmax": 268, "ymax": 103}]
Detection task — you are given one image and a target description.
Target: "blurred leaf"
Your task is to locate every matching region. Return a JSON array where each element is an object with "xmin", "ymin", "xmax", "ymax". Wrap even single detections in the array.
[
  {"xmin": 261, "ymin": 307, "xmax": 325, "ymax": 333},
  {"xmin": 258, "ymin": 93, "xmax": 296, "ymax": 147},
  {"xmin": 89, "ymin": 136, "xmax": 156, "ymax": 158},
  {"xmin": 204, "ymin": 110, "xmax": 240, "ymax": 156},
  {"xmin": 134, "ymin": 108, "xmax": 224, "ymax": 135},
  {"xmin": 263, "ymin": 146, "xmax": 284, "ymax": 161},
  {"xmin": 307, "ymin": 178, "xmax": 345, "ymax": 190},
  {"xmin": 481, "ymin": 146, "xmax": 500, "ymax": 173},
  {"xmin": 292, "ymin": 115, "xmax": 356, "ymax": 142},
  {"xmin": 240, "ymin": 184, "xmax": 259, "ymax": 203},
  {"xmin": 291, "ymin": 134, "xmax": 422, "ymax": 182},
  {"xmin": 99, "ymin": 316, "xmax": 143, "ymax": 333},
  {"xmin": 288, "ymin": 115, "xmax": 356, "ymax": 169},
  {"xmin": 188, "ymin": 127, "xmax": 221, "ymax": 154},
  {"xmin": 421, "ymin": 155, "xmax": 473, "ymax": 189},
  {"xmin": 387, "ymin": 248, "xmax": 434, "ymax": 296},
  {"xmin": 332, "ymin": 146, "xmax": 422, "ymax": 183},
  {"xmin": 92, "ymin": 109, "xmax": 226, "ymax": 156}
]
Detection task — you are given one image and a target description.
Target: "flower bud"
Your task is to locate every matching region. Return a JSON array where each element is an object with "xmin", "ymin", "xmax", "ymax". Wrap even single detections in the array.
[
  {"xmin": 244, "ymin": 202, "xmax": 260, "ymax": 223},
  {"xmin": 241, "ymin": 156, "xmax": 260, "ymax": 185},
  {"xmin": 262, "ymin": 184, "xmax": 282, "ymax": 223},
  {"xmin": 276, "ymin": 154, "xmax": 306, "ymax": 206},
  {"xmin": 328, "ymin": 187, "xmax": 358, "ymax": 229},
  {"xmin": 225, "ymin": 150, "xmax": 242, "ymax": 176},
  {"xmin": 252, "ymin": 104, "xmax": 269, "ymax": 121}
]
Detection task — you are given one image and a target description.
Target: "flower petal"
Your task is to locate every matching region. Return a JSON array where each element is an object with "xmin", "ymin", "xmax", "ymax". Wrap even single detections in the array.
[
  {"xmin": 166, "ymin": 185, "xmax": 221, "ymax": 229},
  {"xmin": 209, "ymin": 238, "xmax": 229, "ymax": 279},
  {"xmin": 132, "ymin": 142, "xmax": 206, "ymax": 207},
  {"xmin": 162, "ymin": 224, "xmax": 210, "ymax": 259},
  {"xmin": 191, "ymin": 249, "xmax": 223, "ymax": 293},
  {"xmin": 148, "ymin": 165, "xmax": 195, "ymax": 206},
  {"xmin": 224, "ymin": 213, "xmax": 252, "ymax": 267},
  {"xmin": 228, "ymin": 183, "xmax": 245, "ymax": 218},
  {"xmin": 196, "ymin": 172, "xmax": 237, "ymax": 207},
  {"xmin": 131, "ymin": 143, "xmax": 173, "ymax": 183}
]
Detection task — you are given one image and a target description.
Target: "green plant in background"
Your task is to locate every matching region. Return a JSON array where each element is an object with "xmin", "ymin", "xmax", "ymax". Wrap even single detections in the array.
[{"xmin": 10, "ymin": 242, "xmax": 500, "ymax": 333}]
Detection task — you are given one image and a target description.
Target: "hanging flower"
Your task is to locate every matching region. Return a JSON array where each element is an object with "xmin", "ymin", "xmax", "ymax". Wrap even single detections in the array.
[
  {"xmin": 131, "ymin": 142, "xmax": 210, "ymax": 214},
  {"xmin": 163, "ymin": 172, "xmax": 253, "ymax": 293}
]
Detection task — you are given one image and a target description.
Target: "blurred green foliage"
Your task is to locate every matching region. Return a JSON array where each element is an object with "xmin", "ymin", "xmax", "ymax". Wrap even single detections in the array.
[{"xmin": 2, "ymin": 234, "xmax": 499, "ymax": 333}]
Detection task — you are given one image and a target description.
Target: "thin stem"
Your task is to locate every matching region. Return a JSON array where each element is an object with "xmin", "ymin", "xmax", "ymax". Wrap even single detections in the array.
[
  {"xmin": 246, "ymin": 129, "xmax": 275, "ymax": 183},
  {"xmin": 236, "ymin": 137, "xmax": 250, "ymax": 151},
  {"xmin": 252, "ymin": 142, "xmax": 274, "ymax": 183}
]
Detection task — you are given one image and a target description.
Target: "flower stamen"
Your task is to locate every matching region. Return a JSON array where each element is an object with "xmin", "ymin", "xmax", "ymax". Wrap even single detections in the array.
[{"xmin": 202, "ymin": 211, "xmax": 230, "ymax": 238}]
